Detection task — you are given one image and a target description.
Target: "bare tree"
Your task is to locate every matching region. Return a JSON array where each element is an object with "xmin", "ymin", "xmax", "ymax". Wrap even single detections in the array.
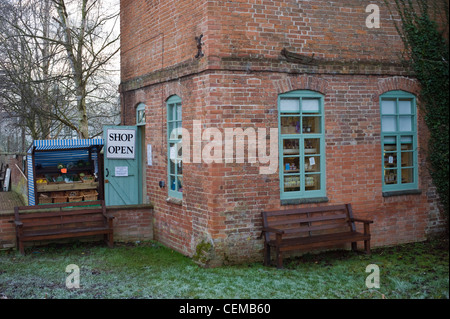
[
  {"xmin": 0, "ymin": 0, "xmax": 62, "ymax": 142},
  {"xmin": 0, "ymin": 0, "xmax": 120, "ymax": 140},
  {"xmin": 51, "ymin": 0, "xmax": 120, "ymax": 138}
]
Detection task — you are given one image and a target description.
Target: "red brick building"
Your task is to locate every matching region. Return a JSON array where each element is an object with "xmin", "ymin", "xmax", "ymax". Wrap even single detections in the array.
[{"xmin": 119, "ymin": 0, "xmax": 446, "ymax": 266}]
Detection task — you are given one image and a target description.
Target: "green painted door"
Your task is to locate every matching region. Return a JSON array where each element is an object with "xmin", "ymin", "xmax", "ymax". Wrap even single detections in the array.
[{"xmin": 103, "ymin": 125, "xmax": 139, "ymax": 206}]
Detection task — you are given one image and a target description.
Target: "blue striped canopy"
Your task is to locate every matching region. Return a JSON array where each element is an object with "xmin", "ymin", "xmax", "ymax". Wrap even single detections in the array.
[
  {"xmin": 27, "ymin": 139, "xmax": 104, "ymax": 205},
  {"xmin": 30, "ymin": 138, "xmax": 104, "ymax": 151},
  {"xmin": 29, "ymin": 139, "xmax": 104, "ymax": 168}
]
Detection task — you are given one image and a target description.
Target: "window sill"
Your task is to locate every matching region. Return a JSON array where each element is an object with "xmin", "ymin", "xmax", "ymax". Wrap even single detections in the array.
[
  {"xmin": 166, "ymin": 197, "xmax": 183, "ymax": 206},
  {"xmin": 382, "ymin": 189, "xmax": 422, "ymax": 197},
  {"xmin": 281, "ymin": 197, "xmax": 329, "ymax": 206},
  {"xmin": 107, "ymin": 203, "xmax": 154, "ymax": 210}
]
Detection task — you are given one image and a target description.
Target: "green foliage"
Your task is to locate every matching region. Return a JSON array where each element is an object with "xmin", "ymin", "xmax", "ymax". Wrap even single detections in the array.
[
  {"xmin": 193, "ymin": 240, "xmax": 214, "ymax": 265},
  {"xmin": 389, "ymin": 0, "xmax": 449, "ymax": 221}
]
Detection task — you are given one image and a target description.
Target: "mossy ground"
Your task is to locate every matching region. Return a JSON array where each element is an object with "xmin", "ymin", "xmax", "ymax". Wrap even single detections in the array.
[{"xmin": 0, "ymin": 238, "xmax": 448, "ymax": 299}]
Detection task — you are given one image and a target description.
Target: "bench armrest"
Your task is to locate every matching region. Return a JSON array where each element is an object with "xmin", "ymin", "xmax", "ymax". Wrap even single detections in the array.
[
  {"xmin": 258, "ymin": 227, "xmax": 285, "ymax": 240},
  {"xmin": 262, "ymin": 227, "xmax": 285, "ymax": 235},
  {"xmin": 351, "ymin": 218, "xmax": 373, "ymax": 224},
  {"xmin": 14, "ymin": 220, "xmax": 23, "ymax": 227},
  {"xmin": 351, "ymin": 218, "xmax": 373, "ymax": 236}
]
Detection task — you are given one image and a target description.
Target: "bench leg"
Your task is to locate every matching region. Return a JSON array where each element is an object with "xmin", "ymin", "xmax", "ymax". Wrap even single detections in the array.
[
  {"xmin": 105, "ymin": 232, "xmax": 114, "ymax": 248},
  {"xmin": 263, "ymin": 244, "xmax": 271, "ymax": 266},
  {"xmin": 276, "ymin": 248, "xmax": 283, "ymax": 269},
  {"xmin": 18, "ymin": 240, "xmax": 25, "ymax": 255},
  {"xmin": 364, "ymin": 240, "xmax": 371, "ymax": 254},
  {"xmin": 351, "ymin": 242, "xmax": 357, "ymax": 252}
]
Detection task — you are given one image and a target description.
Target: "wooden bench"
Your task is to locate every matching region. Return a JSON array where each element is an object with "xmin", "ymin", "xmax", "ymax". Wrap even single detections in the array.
[
  {"xmin": 14, "ymin": 200, "xmax": 114, "ymax": 255},
  {"xmin": 260, "ymin": 204, "xmax": 373, "ymax": 268}
]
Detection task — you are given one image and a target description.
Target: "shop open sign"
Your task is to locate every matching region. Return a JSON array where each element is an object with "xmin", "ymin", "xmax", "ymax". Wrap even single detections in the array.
[{"xmin": 106, "ymin": 129, "xmax": 136, "ymax": 159}]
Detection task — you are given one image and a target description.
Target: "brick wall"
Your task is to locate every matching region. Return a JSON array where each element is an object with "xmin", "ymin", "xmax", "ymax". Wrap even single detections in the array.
[
  {"xmin": 107, "ymin": 206, "xmax": 154, "ymax": 242},
  {"xmin": 120, "ymin": 0, "xmax": 447, "ymax": 265},
  {"xmin": 120, "ymin": 0, "xmax": 209, "ymax": 82},
  {"xmin": 207, "ymin": 0, "xmax": 404, "ymax": 61}
]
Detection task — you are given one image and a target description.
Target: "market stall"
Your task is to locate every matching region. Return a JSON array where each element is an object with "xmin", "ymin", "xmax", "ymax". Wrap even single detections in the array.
[{"xmin": 27, "ymin": 139, "xmax": 104, "ymax": 205}]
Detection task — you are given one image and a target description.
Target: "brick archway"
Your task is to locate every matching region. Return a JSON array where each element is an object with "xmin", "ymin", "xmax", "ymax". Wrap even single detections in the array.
[
  {"xmin": 375, "ymin": 77, "xmax": 421, "ymax": 101},
  {"xmin": 273, "ymin": 74, "xmax": 329, "ymax": 95},
  {"xmin": 162, "ymin": 80, "xmax": 189, "ymax": 103}
]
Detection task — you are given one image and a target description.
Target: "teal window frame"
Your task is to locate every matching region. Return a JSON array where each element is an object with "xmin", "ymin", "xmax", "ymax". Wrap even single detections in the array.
[
  {"xmin": 136, "ymin": 103, "xmax": 146, "ymax": 126},
  {"xmin": 278, "ymin": 90, "xmax": 326, "ymax": 200},
  {"xmin": 167, "ymin": 95, "xmax": 183, "ymax": 199},
  {"xmin": 380, "ymin": 90, "xmax": 418, "ymax": 192}
]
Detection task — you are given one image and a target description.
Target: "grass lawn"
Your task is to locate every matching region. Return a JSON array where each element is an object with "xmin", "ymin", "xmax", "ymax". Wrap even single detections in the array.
[{"xmin": 0, "ymin": 238, "xmax": 448, "ymax": 300}]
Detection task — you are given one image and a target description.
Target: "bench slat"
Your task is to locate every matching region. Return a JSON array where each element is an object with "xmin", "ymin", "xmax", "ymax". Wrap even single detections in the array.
[
  {"xmin": 20, "ymin": 215, "xmax": 106, "ymax": 228},
  {"xmin": 21, "ymin": 227, "xmax": 112, "ymax": 242},
  {"xmin": 277, "ymin": 222, "xmax": 350, "ymax": 235},
  {"xmin": 267, "ymin": 213, "xmax": 348, "ymax": 227},
  {"xmin": 277, "ymin": 233, "xmax": 370, "ymax": 253},
  {"xmin": 268, "ymin": 231, "xmax": 369, "ymax": 247},
  {"xmin": 16, "ymin": 200, "xmax": 103, "ymax": 212},
  {"xmin": 17, "ymin": 208, "xmax": 104, "ymax": 220},
  {"xmin": 263, "ymin": 204, "xmax": 347, "ymax": 217}
]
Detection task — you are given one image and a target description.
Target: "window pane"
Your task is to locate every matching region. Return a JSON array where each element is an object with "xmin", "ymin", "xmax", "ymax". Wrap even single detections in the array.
[
  {"xmin": 302, "ymin": 116, "xmax": 321, "ymax": 133},
  {"xmin": 302, "ymin": 98, "xmax": 320, "ymax": 113},
  {"xmin": 305, "ymin": 174, "xmax": 320, "ymax": 190},
  {"xmin": 381, "ymin": 99, "xmax": 396, "ymax": 114},
  {"xmin": 384, "ymin": 136, "xmax": 396, "ymax": 149},
  {"xmin": 401, "ymin": 168, "xmax": 414, "ymax": 184},
  {"xmin": 169, "ymin": 124, "xmax": 176, "ymax": 140},
  {"xmin": 168, "ymin": 122, "xmax": 174, "ymax": 139},
  {"xmin": 169, "ymin": 157, "xmax": 176, "ymax": 175},
  {"xmin": 284, "ymin": 176, "xmax": 300, "ymax": 192},
  {"xmin": 137, "ymin": 110, "xmax": 145, "ymax": 124},
  {"xmin": 284, "ymin": 156, "xmax": 300, "ymax": 173},
  {"xmin": 176, "ymin": 103, "xmax": 182, "ymax": 121},
  {"xmin": 176, "ymin": 121, "xmax": 183, "ymax": 139},
  {"xmin": 280, "ymin": 98, "xmax": 299, "ymax": 113},
  {"xmin": 400, "ymin": 136, "xmax": 413, "ymax": 144},
  {"xmin": 304, "ymin": 138, "xmax": 320, "ymax": 155},
  {"xmin": 168, "ymin": 104, "xmax": 174, "ymax": 121},
  {"xmin": 384, "ymin": 152, "xmax": 397, "ymax": 168},
  {"xmin": 169, "ymin": 123, "xmax": 183, "ymax": 140},
  {"xmin": 399, "ymin": 116, "xmax": 412, "ymax": 131},
  {"xmin": 283, "ymin": 139, "xmax": 299, "ymax": 155},
  {"xmin": 173, "ymin": 104, "xmax": 178, "ymax": 121},
  {"xmin": 178, "ymin": 176, "xmax": 183, "ymax": 192},
  {"xmin": 169, "ymin": 175, "xmax": 177, "ymax": 190},
  {"xmin": 382, "ymin": 116, "xmax": 397, "ymax": 132},
  {"xmin": 305, "ymin": 156, "xmax": 320, "ymax": 172},
  {"xmin": 178, "ymin": 160, "xmax": 183, "ymax": 175},
  {"xmin": 401, "ymin": 137, "xmax": 413, "ymax": 151},
  {"xmin": 399, "ymin": 99, "xmax": 412, "ymax": 114},
  {"xmin": 281, "ymin": 116, "xmax": 300, "ymax": 134},
  {"xmin": 384, "ymin": 169, "xmax": 397, "ymax": 184},
  {"xmin": 177, "ymin": 142, "xmax": 183, "ymax": 161},
  {"xmin": 401, "ymin": 151, "xmax": 413, "ymax": 167},
  {"xmin": 169, "ymin": 143, "xmax": 177, "ymax": 161}
]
